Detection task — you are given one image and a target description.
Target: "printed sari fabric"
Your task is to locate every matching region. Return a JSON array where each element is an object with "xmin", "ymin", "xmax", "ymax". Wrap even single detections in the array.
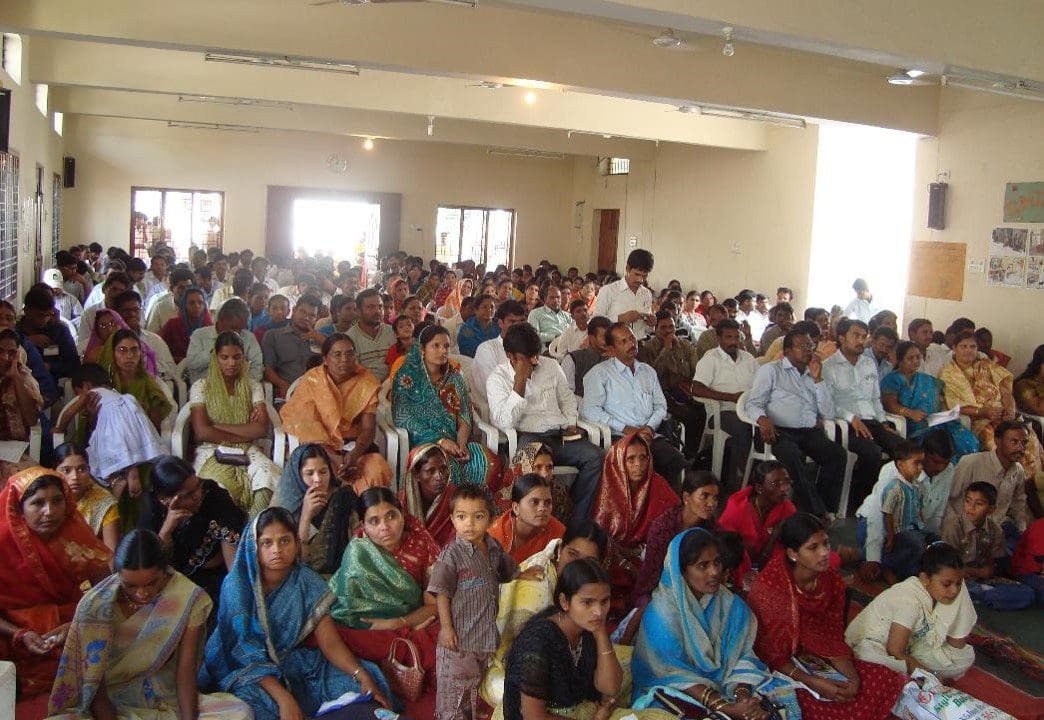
[
  {"xmin": 192, "ymin": 352, "xmax": 280, "ymax": 514},
  {"xmin": 0, "ymin": 466, "xmax": 113, "ymax": 696},
  {"xmin": 940, "ymin": 358, "xmax": 1043, "ymax": 477},
  {"xmin": 76, "ymin": 479, "xmax": 119, "ymax": 536},
  {"xmin": 488, "ymin": 509, "xmax": 566, "ymax": 565},
  {"xmin": 329, "ymin": 514, "xmax": 440, "ymax": 628},
  {"xmin": 392, "ymin": 344, "xmax": 500, "ymax": 488},
  {"xmin": 399, "ymin": 444, "xmax": 458, "ymax": 546},
  {"xmin": 631, "ymin": 529, "xmax": 799, "ymax": 716},
  {"xmin": 47, "ymin": 571, "xmax": 250, "ymax": 719},
  {"xmin": 496, "ymin": 441, "xmax": 572, "ymax": 521},
  {"xmin": 746, "ymin": 553, "xmax": 905, "ymax": 720},
  {"xmin": 271, "ymin": 443, "xmax": 361, "ymax": 575},
  {"xmin": 879, "ymin": 370, "xmax": 978, "ymax": 457},
  {"xmin": 199, "ymin": 515, "xmax": 391, "ymax": 720},
  {"xmin": 280, "ymin": 364, "xmax": 380, "ymax": 450},
  {"xmin": 592, "ymin": 434, "xmax": 680, "ymax": 610}
]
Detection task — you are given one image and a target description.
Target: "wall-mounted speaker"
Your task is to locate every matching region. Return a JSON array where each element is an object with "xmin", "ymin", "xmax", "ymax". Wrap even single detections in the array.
[
  {"xmin": 0, "ymin": 88, "xmax": 11, "ymax": 154},
  {"xmin": 63, "ymin": 156, "xmax": 75, "ymax": 188},
  {"xmin": 927, "ymin": 182, "xmax": 947, "ymax": 230}
]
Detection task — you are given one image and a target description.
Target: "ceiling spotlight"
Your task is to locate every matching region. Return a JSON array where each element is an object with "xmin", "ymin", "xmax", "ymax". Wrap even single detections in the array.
[
  {"xmin": 722, "ymin": 27, "xmax": 735, "ymax": 57},
  {"xmin": 677, "ymin": 105, "xmax": 698, "ymax": 114},
  {"xmin": 524, "ymin": 91, "xmax": 537, "ymax": 105},
  {"xmin": 363, "ymin": 137, "xmax": 375, "ymax": 151}
]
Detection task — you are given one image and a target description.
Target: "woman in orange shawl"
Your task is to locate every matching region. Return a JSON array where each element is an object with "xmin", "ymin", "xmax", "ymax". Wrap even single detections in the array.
[
  {"xmin": 0, "ymin": 466, "xmax": 112, "ymax": 697},
  {"xmin": 488, "ymin": 473, "xmax": 565, "ymax": 564},
  {"xmin": 592, "ymin": 433, "xmax": 680, "ymax": 614},
  {"xmin": 747, "ymin": 514, "xmax": 905, "ymax": 720},
  {"xmin": 940, "ymin": 329, "xmax": 1043, "ymax": 479},
  {"xmin": 280, "ymin": 333, "xmax": 392, "ymax": 486}
]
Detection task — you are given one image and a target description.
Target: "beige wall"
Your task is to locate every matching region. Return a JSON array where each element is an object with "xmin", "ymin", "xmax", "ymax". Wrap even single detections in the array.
[
  {"xmin": 571, "ymin": 125, "xmax": 820, "ymax": 299},
  {"xmin": 2, "ymin": 35, "xmax": 66, "ymax": 298},
  {"xmin": 61, "ymin": 115, "xmax": 578, "ymax": 267},
  {"xmin": 905, "ymin": 87, "xmax": 1044, "ymax": 371}
]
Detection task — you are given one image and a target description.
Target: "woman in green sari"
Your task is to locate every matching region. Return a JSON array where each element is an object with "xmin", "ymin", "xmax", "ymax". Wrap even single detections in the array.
[
  {"xmin": 328, "ymin": 487, "xmax": 442, "ymax": 679},
  {"xmin": 189, "ymin": 331, "xmax": 279, "ymax": 515},
  {"xmin": 98, "ymin": 328, "xmax": 173, "ymax": 434},
  {"xmin": 391, "ymin": 325, "xmax": 501, "ymax": 488}
]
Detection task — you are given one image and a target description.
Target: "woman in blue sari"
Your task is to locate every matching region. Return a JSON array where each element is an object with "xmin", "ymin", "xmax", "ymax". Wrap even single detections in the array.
[
  {"xmin": 392, "ymin": 324, "xmax": 500, "ymax": 488},
  {"xmin": 880, "ymin": 341, "xmax": 978, "ymax": 458},
  {"xmin": 632, "ymin": 528, "xmax": 800, "ymax": 720},
  {"xmin": 199, "ymin": 507, "xmax": 392, "ymax": 720}
]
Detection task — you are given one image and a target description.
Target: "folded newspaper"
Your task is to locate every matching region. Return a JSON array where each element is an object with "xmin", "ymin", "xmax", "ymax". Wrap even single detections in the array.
[
  {"xmin": 789, "ymin": 654, "xmax": 850, "ymax": 700},
  {"xmin": 316, "ymin": 690, "xmax": 373, "ymax": 715}
]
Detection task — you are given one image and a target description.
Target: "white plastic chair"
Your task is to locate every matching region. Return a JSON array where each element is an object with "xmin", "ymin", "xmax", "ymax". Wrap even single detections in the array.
[
  {"xmin": 695, "ymin": 397, "xmax": 734, "ymax": 480},
  {"xmin": 735, "ymin": 391, "xmax": 776, "ymax": 487},
  {"xmin": 171, "ymin": 402, "xmax": 287, "ymax": 469},
  {"xmin": 28, "ymin": 423, "xmax": 43, "ymax": 461},
  {"xmin": 885, "ymin": 412, "xmax": 908, "ymax": 438}
]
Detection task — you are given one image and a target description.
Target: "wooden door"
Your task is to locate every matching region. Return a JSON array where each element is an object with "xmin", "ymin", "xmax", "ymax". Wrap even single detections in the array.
[{"xmin": 596, "ymin": 208, "xmax": 620, "ymax": 272}]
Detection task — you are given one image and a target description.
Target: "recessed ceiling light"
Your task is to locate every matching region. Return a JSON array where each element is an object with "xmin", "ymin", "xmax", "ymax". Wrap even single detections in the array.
[
  {"xmin": 363, "ymin": 137, "xmax": 374, "ymax": 150},
  {"xmin": 524, "ymin": 91, "xmax": 537, "ymax": 105},
  {"xmin": 906, "ymin": 69, "xmax": 927, "ymax": 78}
]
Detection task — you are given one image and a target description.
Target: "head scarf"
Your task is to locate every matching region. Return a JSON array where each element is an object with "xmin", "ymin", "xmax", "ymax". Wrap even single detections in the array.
[
  {"xmin": 398, "ymin": 443, "xmax": 456, "ymax": 546},
  {"xmin": 593, "ymin": 433, "xmax": 679, "ymax": 544},
  {"xmin": 180, "ymin": 286, "xmax": 212, "ymax": 336},
  {"xmin": 202, "ymin": 346, "xmax": 252, "ymax": 429},
  {"xmin": 96, "ymin": 322, "xmax": 159, "ymax": 378},
  {"xmin": 271, "ymin": 443, "xmax": 338, "ymax": 523}
]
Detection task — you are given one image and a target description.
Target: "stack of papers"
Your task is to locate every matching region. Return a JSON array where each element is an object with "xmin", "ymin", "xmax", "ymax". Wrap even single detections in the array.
[{"xmin": 927, "ymin": 406, "xmax": 961, "ymax": 427}]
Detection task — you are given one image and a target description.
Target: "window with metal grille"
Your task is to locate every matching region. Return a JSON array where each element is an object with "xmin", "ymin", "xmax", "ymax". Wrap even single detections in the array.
[
  {"xmin": 434, "ymin": 205, "xmax": 515, "ymax": 269},
  {"xmin": 131, "ymin": 187, "xmax": 224, "ymax": 260},
  {"xmin": 0, "ymin": 152, "xmax": 20, "ymax": 302},
  {"xmin": 51, "ymin": 173, "xmax": 62, "ymax": 265},
  {"xmin": 609, "ymin": 158, "xmax": 630, "ymax": 175}
]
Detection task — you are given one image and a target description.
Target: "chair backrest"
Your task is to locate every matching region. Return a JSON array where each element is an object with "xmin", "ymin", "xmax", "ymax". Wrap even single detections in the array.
[
  {"xmin": 735, "ymin": 391, "xmax": 752, "ymax": 424},
  {"xmin": 285, "ymin": 376, "xmax": 302, "ymax": 401}
]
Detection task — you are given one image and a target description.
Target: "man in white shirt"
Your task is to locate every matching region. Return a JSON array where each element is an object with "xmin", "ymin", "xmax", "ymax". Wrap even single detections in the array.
[
  {"xmin": 843, "ymin": 278, "xmax": 877, "ymax": 323},
  {"xmin": 746, "ymin": 293, "xmax": 770, "ymax": 345},
  {"xmin": 113, "ymin": 290, "xmax": 178, "ymax": 382},
  {"xmin": 252, "ymin": 256, "xmax": 281, "ymax": 293},
  {"xmin": 41, "ymin": 269, "xmax": 83, "ymax": 327},
  {"xmin": 140, "ymin": 255, "xmax": 170, "ymax": 304},
  {"xmin": 77, "ymin": 272, "xmax": 132, "ymax": 351},
  {"xmin": 209, "ymin": 268, "xmax": 254, "ymax": 312},
  {"xmin": 692, "ymin": 319, "xmax": 759, "ymax": 487},
  {"xmin": 907, "ymin": 317, "xmax": 950, "ymax": 377},
  {"xmin": 487, "ymin": 323, "xmax": 604, "ymax": 520},
  {"xmin": 549, "ymin": 298, "xmax": 589, "ymax": 360},
  {"xmin": 822, "ymin": 318, "xmax": 903, "ymax": 512},
  {"xmin": 592, "ymin": 248, "xmax": 656, "ymax": 341},
  {"xmin": 857, "ymin": 429, "xmax": 955, "ymax": 582},
  {"xmin": 185, "ymin": 298, "xmax": 264, "ymax": 384},
  {"xmin": 144, "ymin": 268, "xmax": 195, "ymax": 333},
  {"xmin": 472, "ymin": 300, "xmax": 528, "ymax": 404}
]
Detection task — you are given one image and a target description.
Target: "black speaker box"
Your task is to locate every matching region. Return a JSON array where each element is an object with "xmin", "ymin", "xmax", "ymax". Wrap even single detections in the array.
[
  {"xmin": 63, "ymin": 156, "xmax": 75, "ymax": 188},
  {"xmin": 0, "ymin": 88, "xmax": 10, "ymax": 154},
  {"xmin": 928, "ymin": 182, "xmax": 947, "ymax": 230}
]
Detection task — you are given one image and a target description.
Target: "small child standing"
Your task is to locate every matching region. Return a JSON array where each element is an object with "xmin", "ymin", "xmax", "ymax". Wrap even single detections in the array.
[
  {"xmin": 941, "ymin": 482, "xmax": 1035, "ymax": 610},
  {"xmin": 428, "ymin": 484, "xmax": 542, "ymax": 720},
  {"xmin": 57, "ymin": 363, "xmax": 166, "ymax": 500},
  {"xmin": 880, "ymin": 440, "xmax": 932, "ymax": 580}
]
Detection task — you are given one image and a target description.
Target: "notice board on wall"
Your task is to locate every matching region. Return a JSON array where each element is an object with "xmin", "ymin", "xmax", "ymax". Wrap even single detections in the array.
[{"xmin": 908, "ymin": 241, "xmax": 966, "ymax": 300}]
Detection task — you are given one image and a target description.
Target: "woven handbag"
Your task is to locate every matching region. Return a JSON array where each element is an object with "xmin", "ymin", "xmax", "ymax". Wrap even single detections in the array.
[{"xmin": 379, "ymin": 636, "xmax": 425, "ymax": 702}]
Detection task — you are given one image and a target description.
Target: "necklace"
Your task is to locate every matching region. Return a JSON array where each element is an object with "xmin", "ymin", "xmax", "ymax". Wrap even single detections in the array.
[
  {"xmin": 556, "ymin": 613, "xmax": 583, "ymax": 667},
  {"xmin": 119, "ymin": 586, "xmax": 149, "ymax": 609}
]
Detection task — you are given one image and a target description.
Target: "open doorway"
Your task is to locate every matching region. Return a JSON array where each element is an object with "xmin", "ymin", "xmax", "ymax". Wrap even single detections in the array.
[
  {"xmin": 594, "ymin": 208, "xmax": 620, "ymax": 272},
  {"xmin": 292, "ymin": 198, "xmax": 380, "ymax": 281}
]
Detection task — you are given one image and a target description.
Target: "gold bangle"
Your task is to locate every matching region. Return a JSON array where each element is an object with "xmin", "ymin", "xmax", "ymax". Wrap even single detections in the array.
[{"xmin": 599, "ymin": 648, "xmax": 615, "ymax": 656}]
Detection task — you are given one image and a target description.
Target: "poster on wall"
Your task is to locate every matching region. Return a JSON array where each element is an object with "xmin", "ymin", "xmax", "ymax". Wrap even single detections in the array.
[
  {"xmin": 1026, "ymin": 257, "xmax": 1044, "ymax": 290},
  {"xmin": 1003, "ymin": 182, "xmax": 1044, "ymax": 223},
  {"xmin": 989, "ymin": 227, "xmax": 1029, "ymax": 256},
  {"xmin": 987, "ymin": 255, "xmax": 1026, "ymax": 287},
  {"xmin": 1030, "ymin": 229, "xmax": 1044, "ymax": 256}
]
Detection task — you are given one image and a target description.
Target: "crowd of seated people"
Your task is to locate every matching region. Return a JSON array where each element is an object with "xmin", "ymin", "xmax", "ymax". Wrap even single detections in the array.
[{"xmin": 0, "ymin": 239, "xmax": 1041, "ymax": 720}]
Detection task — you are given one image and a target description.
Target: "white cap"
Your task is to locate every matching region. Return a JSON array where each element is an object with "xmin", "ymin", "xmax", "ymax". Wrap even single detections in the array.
[{"xmin": 42, "ymin": 269, "xmax": 63, "ymax": 289}]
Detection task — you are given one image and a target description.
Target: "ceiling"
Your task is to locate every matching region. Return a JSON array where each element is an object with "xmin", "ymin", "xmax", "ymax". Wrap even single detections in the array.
[{"xmin": 1, "ymin": 0, "xmax": 1038, "ymax": 155}]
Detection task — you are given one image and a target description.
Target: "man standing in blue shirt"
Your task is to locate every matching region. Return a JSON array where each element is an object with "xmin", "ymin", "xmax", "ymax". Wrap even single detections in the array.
[
  {"xmin": 822, "ymin": 318, "xmax": 903, "ymax": 512},
  {"xmin": 746, "ymin": 327, "xmax": 846, "ymax": 518},
  {"xmin": 581, "ymin": 322, "xmax": 688, "ymax": 489}
]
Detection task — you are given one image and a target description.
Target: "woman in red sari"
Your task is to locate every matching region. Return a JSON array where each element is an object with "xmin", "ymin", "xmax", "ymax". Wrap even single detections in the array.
[
  {"xmin": 488, "ymin": 473, "xmax": 565, "ymax": 564},
  {"xmin": 718, "ymin": 460, "xmax": 797, "ymax": 567},
  {"xmin": 0, "ymin": 466, "xmax": 112, "ymax": 697},
  {"xmin": 747, "ymin": 514, "xmax": 905, "ymax": 720},
  {"xmin": 398, "ymin": 443, "xmax": 456, "ymax": 546},
  {"xmin": 158, "ymin": 286, "xmax": 212, "ymax": 363},
  {"xmin": 592, "ymin": 433, "xmax": 680, "ymax": 614}
]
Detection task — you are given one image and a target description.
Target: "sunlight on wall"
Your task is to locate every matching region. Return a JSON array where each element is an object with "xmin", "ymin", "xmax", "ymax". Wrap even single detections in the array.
[{"xmin": 806, "ymin": 123, "xmax": 919, "ymax": 319}]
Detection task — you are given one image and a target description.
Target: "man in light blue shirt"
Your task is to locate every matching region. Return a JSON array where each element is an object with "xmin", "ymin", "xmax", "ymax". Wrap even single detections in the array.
[
  {"xmin": 527, "ymin": 286, "xmax": 573, "ymax": 347},
  {"xmin": 582, "ymin": 322, "xmax": 688, "ymax": 488},
  {"xmin": 856, "ymin": 428, "xmax": 955, "ymax": 582},
  {"xmin": 746, "ymin": 326, "xmax": 846, "ymax": 518},
  {"xmin": 863, "ymin": 325, "xmax": 897, "ymax": 382},
  {"xmin": 822, "ymin": 318, "xmax": 903, "ymax": 512}
]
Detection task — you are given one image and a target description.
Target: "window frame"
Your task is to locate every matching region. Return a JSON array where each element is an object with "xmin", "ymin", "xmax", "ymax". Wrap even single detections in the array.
[
  {"xmin": 434, "ymin": 203, "xmax": 516, "ymax": 268},
  {"xmin": 0, "ymin": 150, "xmax": 20, "ymax": 302},
  {"xmin": 129, "ymin": 185, "xmax": 225, "ymax": 260}
]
